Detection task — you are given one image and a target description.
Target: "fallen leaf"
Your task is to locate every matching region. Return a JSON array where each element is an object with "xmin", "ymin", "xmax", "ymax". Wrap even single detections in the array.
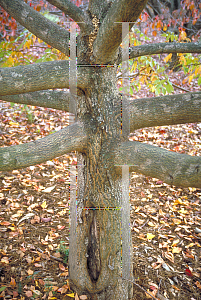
[
  {"xmin": 57, "ymin": 225, "xmax": 65, "ymax": 230},
  {"xmin": 0, "ymin": 286, "xmax": 7, "ymax": 292},
  {"xmin": 27, "ymin": 269, "xmax": 34, "ymax": 275},
  {"xmin": 34, "ymin": 263, "xmax": 42, "ymax": 267},
  {"xmin": 66, "ymin": 293, "xmax": 75, "ymax": 297},
  {"xmin": 1, "ymin": 257, "xmax": 9, "ymax": 264},
  {"xmin": 172, "ymin": 247, "xmax": 182, "ymax": 253},
  {"xmin": 185, "ymin": 268, "xmax": 193, "ymax": 277},
  {"xmin": 171, "ymin": 239, "xmax": 180, "ymax": 247},
  {"xmin": 18, "ymin": 213, "xmax": 35, "ymax": 225},
  {"xmin": 13, "ymin": 290, "xmax": 18, "ymax": 297},
  {"xmin": 172, "ymin": 218, "xmax": 182, "ymax": 225},
  {"xmin": 145, "ymin": 288, "xmax": 157, "ymax": 298},
  {"xmin": 148, "ymin": 221, "xmax": 155, "ymax": 227},
  {"xmin": 192, "ymin": 272, "xmax": 200, "ymax": 278},
  {"xmin": 147, "ymin": 233, "xmax": 155, "ymax": 240},
  {"xmin": 41, "ymin": 201, "xmax": 47, "ymax": 208},
  {"xmin": 0, "ymin": 221, "xmax": 11, "ymax": 226},
  {"xmin": 151, "ymin": 262, "xmax": 162, "ymax": 269},
  {"xmin": 195, "ymin": 281, "xmax": 201, "ymax": 289},
  {"xmin": 42, "ymin": 186, "xmax": 55, "ymax": 193},
  {"xmin": 172, "ymin": 285, "xmax": 180, "ymax": 291},
  {"xmin": 25, "ymin": 290, "xmax": 33, "ymax": 297},
  {"xmin": 10, "ymin": 277, "xmax": 16, "ymax": 287},
  {"xmin": 163, "ymin": 252, "xmax": 174, "ymax": 263},
  {"xmin": 39, "ymin": 279, "xmax": 45, "ymax": 285},
  {"xmin": 60, "ymin": 271, "xmax": 69, "ymax": 276},
  {"xmin": 186, "ymin": 243, "xmax": 195, "ymax": 248},
  {"xmin": 59, "ymin": 263, "xmax": 66, "ymax": 271},
  {"xmin": 57, "ymin": 287, "xmax": 67, "ymax": 294},
  {"xmin": 75, "ymin": 293, "xmax": 79, "ymax": 300},
  {"xmin": 41, "ymin": 217, "xmax": 51, "ymax": 222}
]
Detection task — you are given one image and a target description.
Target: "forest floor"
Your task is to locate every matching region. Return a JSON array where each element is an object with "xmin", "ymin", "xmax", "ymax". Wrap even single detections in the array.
[{"xmin": 0, "ymin": 98, "xmax": 201, "ymax": 300}]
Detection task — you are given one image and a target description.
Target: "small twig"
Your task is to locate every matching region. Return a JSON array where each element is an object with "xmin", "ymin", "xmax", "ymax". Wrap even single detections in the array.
[
  {"xmin": 158, "ymin": 279, "xmax": 162, "ymax": 290},
  {"xmin": 36, "ymin": 247, "xmax": 65, "ymax": 263},
  {"xmin": 140, "ymin": 220, "xmax": 148, "ymax": 228},
  {"xmin": 117, "ymin": 72, "xmax": 139, "ymax": 79},
  {"xmin": 171, "ymin": 82, "xmax": 190, "ymax": 92},
  {"xmin": 121, "ymin": 277, "xmax": 159, "ymax": 300}
]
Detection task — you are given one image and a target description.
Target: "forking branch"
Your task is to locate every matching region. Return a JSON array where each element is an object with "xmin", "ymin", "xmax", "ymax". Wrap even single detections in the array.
[
  {"xmin": 92, "ymin": 0, "xmax": 149, "ymax": 64},
  {"xmin": 46, "ymin": 0, "xmax": 93, "ymax": 34}
]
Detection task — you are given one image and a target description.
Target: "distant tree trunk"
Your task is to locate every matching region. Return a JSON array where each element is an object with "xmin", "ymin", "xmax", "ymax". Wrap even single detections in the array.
[
  {"xmin": 170, "ymin": 0, "xmax": 180, "ymax": 14},
  {"xmin": 68, "ymin": 67, "xmax": 133, "ymax": 299}
]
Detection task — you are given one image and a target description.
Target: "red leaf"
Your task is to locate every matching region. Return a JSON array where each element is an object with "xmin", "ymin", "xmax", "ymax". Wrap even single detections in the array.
[{"xmin": 185, "ymin": 268, "xmax": 193, "ymax": 277}]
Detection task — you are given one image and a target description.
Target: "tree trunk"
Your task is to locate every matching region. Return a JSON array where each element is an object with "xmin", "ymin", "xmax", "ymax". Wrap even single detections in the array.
[{"xmin": 68, "ymin": 66, "xmax": 133, "ymax": 299}]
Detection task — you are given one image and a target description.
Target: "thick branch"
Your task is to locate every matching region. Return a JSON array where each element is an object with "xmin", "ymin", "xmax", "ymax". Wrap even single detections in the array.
[
  {"xmin": 0, "ymin": 122, "xmax": 87, "ymax": 171},
  {"xmin": 130, "ymin": 92, "xmax": 201, "ymax": 131},
  {"xmin": 117, "ymin": 42, "xmax": 201, "ymax": 64},
  {"xmin": 0, "ymin": 90, "xmax": 70, "ymax": 111},
  {"xmin": 46, "ymin": 0, "xmax": 92, "ymax": 34},
  {"xmin": 0, "ymin": 61, "xmax": 90, "ymax": 96},
  {"xmin": 0, "ymin": 0, "xmax": 70, "ymax": 56},
  {"xmin": 115, "ymin": 141, "xmax": 201, "ymax": 188},
  {"xmin": 93, "ymin": 0, "xmax": 148, "ymax": 64}
]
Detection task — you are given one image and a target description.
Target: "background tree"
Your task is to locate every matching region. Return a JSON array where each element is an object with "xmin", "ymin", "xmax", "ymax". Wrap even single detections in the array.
[
  {"xmin": 146, "ymin": 0, "xmax": 201, "ymax": 39},
  {"xmin": 0, "ymin": 0, "xmax": 201, "ymax": 299}
]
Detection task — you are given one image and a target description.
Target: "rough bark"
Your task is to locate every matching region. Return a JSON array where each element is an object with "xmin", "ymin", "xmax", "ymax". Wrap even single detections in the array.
[
  {"xmin": 130, "ymin": 91, "xmax": 201, "ymax": 131},
  {"xmin": 0, "ymin": 122, "xmax": 87, "ymax": 171},
  {"xmin": 115, "ymin": 141, "xmax": 201, "ymax": 188},
  {"xmin": 46, "ymin": 0, "xmax": 93, "ymax": 34},
  {"xmin": 92, "ymin": 0, "xmax": 148, "ymax": 64},
  {"xmin": 117, "ymin": 42, "xmax": 201, "ymax": 64},
  {"xmin": 0, "ymin": 60, "xmax": 90, "ymax": 96},
  {"xmin": 0, "ymin": 90, "xmax": 71, "ymax": 111},
  {"xmin": 88, "ymin": 0, "xmax": 111, "ymax": 20},
  {"xmin": 0, "ymin": 0, "xmax": 70, "ymax": 56},
  {"xmin": 69, "ymin": 67, "xmax": 133, "ymax": 299}
]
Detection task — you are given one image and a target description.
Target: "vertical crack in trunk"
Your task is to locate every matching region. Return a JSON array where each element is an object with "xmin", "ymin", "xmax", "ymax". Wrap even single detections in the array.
[{"xmin": 87, "ymin": 210, "xmax": 101, "ymax": 282}]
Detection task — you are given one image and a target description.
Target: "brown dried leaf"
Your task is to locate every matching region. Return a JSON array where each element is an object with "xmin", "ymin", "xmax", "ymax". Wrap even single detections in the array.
[
  {"xmin": 80, "ymin": 295, "xmax": 88, "ymax": 299},
  {"xmin": 27, "ymin": 269, "xmax": 33, "ymax": 275},
  {"xmin": 25, "ymin": 290, "xmax": 33, "ymax": 297},
  {"xmin": 59, "ymin": 263, "xmax": 66, "ymax": 271}
]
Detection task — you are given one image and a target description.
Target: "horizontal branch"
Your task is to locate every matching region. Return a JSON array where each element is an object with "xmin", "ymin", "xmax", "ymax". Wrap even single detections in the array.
[
  {"xmin": 115, "ymin": 141, "xmax": 201, "ymax": 188},
  {"xmin": 93, "ymin": 0, "xmax": 148, "ymax": 64},
  {"xmin": 0, "ymin": 90, "xmax": 71, "ymax": 111},
  {"xmin": 0, "ymin": 60, "xmax": 69, "ymax": 96},
  {"xmin": 0, "ymin": 61, "xmax": 90, "ymax": 96},
  {"xmin": 117, "ymin": 42, "xmax": 201, "ymax": 64},
  {"xmin": 130, "ymin": 92, "xmax": 201, "ymax": 131},
  {"xmin": 46, "ymin": 0, "xmax": 92, "ymax": 34},
  {"xmin": 0, "ymin": 122, "xmax": 87, "ymax": 171},
  {"xmin": 0, "ymin": 0, "xmax": 70, "ymax": 56}
]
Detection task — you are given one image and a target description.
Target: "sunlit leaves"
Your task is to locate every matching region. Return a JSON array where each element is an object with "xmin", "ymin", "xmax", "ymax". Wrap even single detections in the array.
[
  {"xmin": 164, "ymin": 53, "xmax": 172, "ymax": 63},
  {"xmin": 0, "ymin": 16, "xmax": 68, "ymax": 68},
  {"xmin": 120, "ymin": 28, "xmax": 201, "ymax": 97}
]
